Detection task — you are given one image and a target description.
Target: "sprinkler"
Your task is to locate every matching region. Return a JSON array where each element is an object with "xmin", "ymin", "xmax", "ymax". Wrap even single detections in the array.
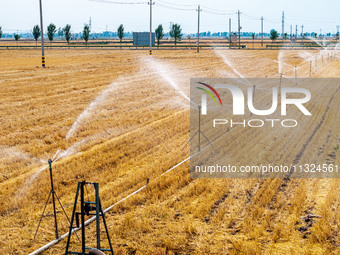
[
  {"xmin": 48, "ymin": 159, "xmax": 58, "ymax": 239},
  {"xmin": 65, "ymin": 181, "xmax": 114, "ymax": 255},
  {"xmin": 182, "ymin": 105, "xmax": 216, "ymax": 153},
  {"xmin": 315, "ymin": 56, "xmax": 317, "ymax": 68},
  {"xmin": 34, "ymin": 159, "xmax": 73, "ymax": 241}
]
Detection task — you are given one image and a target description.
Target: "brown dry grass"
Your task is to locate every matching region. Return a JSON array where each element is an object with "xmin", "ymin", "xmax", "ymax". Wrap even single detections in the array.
[{"xmin": 0, "ymin": 48, "xmax": 339, "ymax": 254}]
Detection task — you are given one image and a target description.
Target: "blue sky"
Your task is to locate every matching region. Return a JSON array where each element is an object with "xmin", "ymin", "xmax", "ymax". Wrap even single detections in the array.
[{"xmin": 2, "ymin": 0, "xmax": 340, "ymax": 34}]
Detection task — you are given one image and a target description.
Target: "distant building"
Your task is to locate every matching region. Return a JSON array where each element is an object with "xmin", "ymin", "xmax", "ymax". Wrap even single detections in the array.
[
  {"xmin": 231, "ymin": 33, "xmax": 238, "ymax": 46},
  {"xmin": 133, "ymin": 32, "xmax": 155, "ymax": 46}
]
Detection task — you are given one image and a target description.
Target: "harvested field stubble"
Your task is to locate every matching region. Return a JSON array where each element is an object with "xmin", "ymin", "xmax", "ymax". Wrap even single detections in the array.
[{"xmin": 0, "ymin": 49, "xmax": 339, "ymax": 254}]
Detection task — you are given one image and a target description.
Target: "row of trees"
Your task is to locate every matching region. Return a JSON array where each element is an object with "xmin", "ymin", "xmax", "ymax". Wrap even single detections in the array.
[
  {"xmin": 0, "ymin": 24, "xmax": 336, "ymax": 43},
  {"xmin": 268, "ymin": 29, "xmax": 334, "ymax": 41},
  {"xmin": 27, "ymin": 23, "xmax": 182, "ymax": 46},
  {"xmin": 29, "ymin": 23, "xmax": 124, "ymax": 46},
  {"xmin": 31, "ymin": 23, "xmax": 73, "ymax": 45},
  {"xmin": 155, "ymin": 23, "xmax": 183, "ymax": 46}
]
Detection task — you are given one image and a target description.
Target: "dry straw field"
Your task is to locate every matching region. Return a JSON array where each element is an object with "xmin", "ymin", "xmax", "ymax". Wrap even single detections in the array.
[{"xmin": 0, "ymin": 47, "xmax": 339, "ymax": 254}]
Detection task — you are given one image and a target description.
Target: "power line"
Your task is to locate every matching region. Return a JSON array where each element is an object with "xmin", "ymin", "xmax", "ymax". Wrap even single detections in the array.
[
  {"xmin": 202, "ymin": 10, "xmax": 229, "ymax": 16},
  {"xmin": 202, "ymin": 5, "xmax": 236, "ymax": 13},
  {"xmin": 242, "ymin": 13, "xmax": 260, "ymax": 20},
  {"xmin": 158, "ymin": 0, "xmax": 196, "ymax": 7},
  {"xmin": 202, "ymin": 9, "xmax": 237, "ymax": 16},
  {"xmin": 156, "ymin": 3, "xmax": 195, "ymax": 11}
]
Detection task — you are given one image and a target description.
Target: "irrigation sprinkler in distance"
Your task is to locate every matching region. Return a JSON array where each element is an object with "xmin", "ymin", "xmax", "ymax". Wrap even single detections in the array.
[
  {"xmin": 250, "ymin": 85, "xmax": 256, "ymax": 117},
  {"xmin": 182, "ymin": 105, "xmax": 216, "ymax": 153},
  {"xmin": 279, "ymin": 73, "xmax": 283, "ymax": 89},
  {"xmin": 315, "ymin": 56, "xmax": 317, "ymax": 68},
  {"xmin": 34, "ymin": 159, "xmax": 74, "ymax": 241}
]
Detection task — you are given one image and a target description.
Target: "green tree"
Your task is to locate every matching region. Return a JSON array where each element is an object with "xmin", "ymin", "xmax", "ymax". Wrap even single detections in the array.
[
  {"xmin": 283, "ymin": 33, "xmax": 288, "ymax": 40},
  {"xmin": 57, "ymin": 27, "xmax": 63, "ymax": 38},
  {"xmin": 155, "ymin": 24, "xmax": 164, "ymax": 47},
  {"xmin": 63, "ymin": 24, "xmax": 72, "ymax": 45},
  {"xmin": 251, "ymin": 33, "xmax": 255, "ymax": 48},
  {"xmin": 117, "ymin": 24, "xmax": 124, "ymax": 44},
  {"xmin": 14, "ymin": 34, "xmax": 20, "ymax": 47},
  {"xmin": 32, "ymin": 25, "xmax": 41, "ymax": 47},
  {"xmin": 47, "ymin": 23, "xmax": 57, "ymax": 43},
  {"xmin": 83, "ymin": 25, "xmax": 90, "ymax": 47},
  {"xmin": 314, "ymin": 33, "xmax": 317, "ymax": 38},
  {"xmin": 170, "ymin": 23, "xmax": 182, "ymax": 46},
  {"xmin": 0, "ymin": 27, "xmax": 2, "ymax": 39},
  {"xmin": 187, "ymin": 34, "xmax": 191, "ymax": 46},
  {"xmin": 270, "ymin": 29, "xmax": 278, "ymax": 42}
]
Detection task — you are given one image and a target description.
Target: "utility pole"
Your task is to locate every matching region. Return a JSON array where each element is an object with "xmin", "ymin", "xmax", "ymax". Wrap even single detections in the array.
[
  {"xmin": 39, "ymin": 0, "xmax": 45, "ymax": 68},
  {"xmin": 301, "ymin": 25, "xmax": 304, "ymax": 37},
  {"xmin": 261, "ymin": 16, "xmax": 264, "ymax": 47},
  {"xmin": 282, "ymin": 11, "xmax": 284, "ymax": 39},
  {"xmin": 89, "ymin": 17, "xmax": 92, "ymax": 31},
  {"xmin": 148, "ymin": 0, "xmax": 154, "ymax": 55},
  {"xmin": 238, "ymin": 10, "xmax": 241, "ymax": 49},
  {"xmin": 229, "ymin": 18, "xmax": 231, "ymax": 48},
  {"xmin": 295, "ymin": 25, "xmax": 298, "ymax": 39},
  {"xmin": 196, "ymin": 5, "xmax": 202, "ymax": 53},
  {"xmin": 290, "ymin": 24, "xmax": 292, "ymax": 40}
]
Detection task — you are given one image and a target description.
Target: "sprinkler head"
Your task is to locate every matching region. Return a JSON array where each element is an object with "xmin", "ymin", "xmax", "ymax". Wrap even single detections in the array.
[{"xmin": 48, "ymin": 158, "xmax": 53, "ymax": 167}]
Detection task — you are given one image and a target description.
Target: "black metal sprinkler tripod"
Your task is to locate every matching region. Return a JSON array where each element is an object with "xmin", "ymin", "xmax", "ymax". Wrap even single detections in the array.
[
  {"xmin": 34, "ymin": 159, "xmax": 72, "ymax": 241},
  {"xmin": 49, "ymin": 158, "xmax": 59, "ymax": 239}
]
